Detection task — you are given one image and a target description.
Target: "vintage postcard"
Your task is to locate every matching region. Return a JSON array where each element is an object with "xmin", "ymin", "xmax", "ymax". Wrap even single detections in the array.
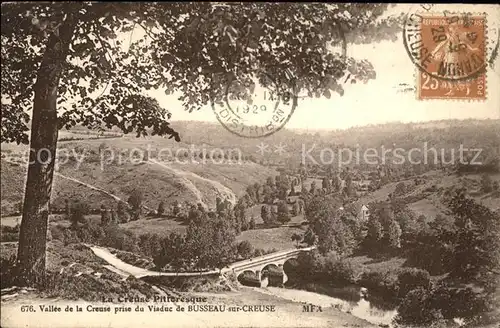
[{"xmin": 1, "ymin": 2, "xmax": 499, "ymax": 328}]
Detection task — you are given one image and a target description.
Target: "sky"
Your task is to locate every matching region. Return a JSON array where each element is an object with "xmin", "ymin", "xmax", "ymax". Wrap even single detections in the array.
[{"xmin": 86, "ymin": 3, "xmax": 500, "ymax": 132}]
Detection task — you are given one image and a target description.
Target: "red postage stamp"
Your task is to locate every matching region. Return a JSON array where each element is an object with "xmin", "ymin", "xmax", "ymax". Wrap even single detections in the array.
[
  {"xmin": 404, "ymin": 13, "xmax": 487, "ymax": 100},
  {"xmin": 417, "ymin": 71, "xmax": 486, "ymax": 100}
]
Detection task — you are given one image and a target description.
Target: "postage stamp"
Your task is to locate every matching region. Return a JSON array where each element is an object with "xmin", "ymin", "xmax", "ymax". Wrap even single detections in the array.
[
  {"xmin": 404, "ymin": 12, "xmax": 489, "ymax": 100},
  {"xmin": 211, "ymin": 70, "xmax": 297, "ymax": 138},
  {"xmin": 416, "ymin": 70, "xmax": 486, "ymax": 100},
  {"xmin": 3, "ymin": 3, "xmax": 500, "ymax": 328}
]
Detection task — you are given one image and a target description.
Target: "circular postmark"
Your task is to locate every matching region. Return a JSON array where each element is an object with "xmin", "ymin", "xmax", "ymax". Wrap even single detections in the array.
[
  {"xmin": 212, "ymin": 69, "xmax": 297, "ymax": 138},
  {"xmin": 403, "ymin": 9, "xmax": 490, "ymax": 81}
]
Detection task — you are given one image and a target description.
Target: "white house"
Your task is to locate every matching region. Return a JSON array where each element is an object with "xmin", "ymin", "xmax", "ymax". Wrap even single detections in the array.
[{"xmin": 358, "ymin": 204, "xmax": 370, "ymax": 221}]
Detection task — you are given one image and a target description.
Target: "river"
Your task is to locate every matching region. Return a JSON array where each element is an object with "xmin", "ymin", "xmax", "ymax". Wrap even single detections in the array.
[
  {"xmin": 259, "ymin": 284, "xmax": 398, "ymax": 327},
  {"xmin": 86, "ymin": 245, "xmax": 464, "ymax": 327}
]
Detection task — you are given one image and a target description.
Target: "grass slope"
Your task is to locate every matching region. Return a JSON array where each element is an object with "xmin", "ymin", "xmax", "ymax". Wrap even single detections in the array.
[{"xmin": 1, "ymin": 135, "xmax": 278, "ymax": 215}]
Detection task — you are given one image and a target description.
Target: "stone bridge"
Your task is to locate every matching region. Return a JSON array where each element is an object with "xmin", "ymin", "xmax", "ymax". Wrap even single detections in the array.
[
  {"xmin": 220, "ymin": 246, "xmax": 315, "ymax": 286},
  {"xmin": 88, "ymin": 245, "xmax": 315, "ymax": 287}
]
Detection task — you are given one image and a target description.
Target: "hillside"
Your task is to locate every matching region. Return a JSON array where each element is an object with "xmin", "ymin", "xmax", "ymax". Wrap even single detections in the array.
[
  {"xmin": 169, "ymin": 119, "xmax": 500, "ymax": 169},
  {"xmin": 0, "ymin": 160, "xmax": 26, "ymax": 215},
  {"xmin": 351, "ymin": 170, "xmax": 500, "ymax": 221},
  {"xmin": 1, "ymin": 134, "xmax": 278, "ymax": 215},
  {"xmin": 2, "ymin": 118, "xmax": 499, "ymax": 217}
]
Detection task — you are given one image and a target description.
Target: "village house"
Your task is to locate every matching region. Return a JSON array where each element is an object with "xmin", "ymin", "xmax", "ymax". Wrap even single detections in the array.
[{"xmin": 358, "ymin": 204, "xmax": 370, "ymax": 221}]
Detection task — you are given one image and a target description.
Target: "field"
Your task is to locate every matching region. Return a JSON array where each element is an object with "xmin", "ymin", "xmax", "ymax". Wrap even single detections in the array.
[
  {"xmin": 121, "ymin": 217, "xmax": 188, "ymax": 236},
  {"xmin": 1, "ymin": 134, "xmax": 278, "ymax": 216},
  {"xmin": 352, "ymin": 170, "xmax": 500, "ymax": 222},
  {"xmin": 119, "ymin": 215, "xmax": 306, "ymax": 251},
  {"xmin": 237, "ymin": 226, "xmax": 307, "ymax": 250}
]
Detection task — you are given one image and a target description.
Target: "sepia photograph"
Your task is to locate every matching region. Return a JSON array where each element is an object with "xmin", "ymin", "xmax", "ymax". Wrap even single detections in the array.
[{"xmin": 1, "ymin": 2, "xmax": 499, "ymax": 328}]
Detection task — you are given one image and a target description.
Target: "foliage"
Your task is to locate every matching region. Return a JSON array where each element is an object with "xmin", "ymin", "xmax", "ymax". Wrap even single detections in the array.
[
  {"xmin": 393, "ymin": 288, "xmax": 444, "ymax": 327},
  {"xmin": 397, "ymin": 268, "xmax": 431, "ymax": 299},
  {"xmin": 116, "ymin": 201, "xmax": 130, "ymax": 223},
  {"xmin": 236, "ymin": 241, "xmax": 254, "ymax": 259},
  {"xmin": 0, "ymin": 255, "xmax": 18, "ymax": 289},
  {"xmin": 138, "ymin": 233, "xmax": 162, "ymax": 258},
  {"xmin": 309, "ymin": 181, "xmax": 317, "ymax": 194},
  {"xmin": 445, "ymin": 188, "xmax": 500, "ymax": 288},
  {"xmin": 324, "ymin": 258, "xmax": 356, "ymax": 285},
  {"xmin": 157, "ymin": 201, "xmax": 166, "ymax": 217},
  {"xmin": 431, "ymin": 283, "xmax": 488, "ymax": 321},
  {"xmin": 100, "ymin": 206, "xmax": 112, "ymax": 226},
  {"xmin": 40, "ymin": 271, "xmax": 155, "ymax": 302},
  {"xmin": 322, "ymin": 177, "xmax": 332, "ymax": 193},
  {"xmin": 277, "ymin": 200, "xmax": 291, "ymax": 224},
  {"xmin": 358, "ymin": 270, "xmax": 399, "ymax": 300},
  {"xmin": 153, "ymin": 232, "xmax": 186, "ymax": 269},
  {"xmin": 261, "ymin": 205, "xmax": 273, "ymax": 226},
  {"xmin": 363, "ymin": 215, "xmax": 383, "ymax": 253},
  {"xmin": 184, "ymin": 215, "xmax": 237, "ymax": 269},
  {"xmin": 480, "ymin": 174, "xmax": 493, "ymax": 193},
  {"xmin": 68, "ymin": 200, "xmax": 90, "ymax": 227},
  {"xmin": 303, "ymin": 227, "xmax": 317, "ymax": 246},
  {"xmin": 1, "ymin": 224, "xmax": 20, "ymax": 242},
  {"xmin": 291, "ymin": 232, "xmax": 302, "ymax": 247},
  {"xmin": 404, "ymin": 222, "xmax": 454, "ymax": 275},
  {"xmin": 127, "ymin": 189, "xmax": 143, "ymax": 221},
  {"xmin": 171, "ymin": 200, "xmax": 181, "ymax": 217},
  {"xmin": 304, "ymin": 194, "xmax": 356, "ymax": 255},
  {"xmin": 1, "ymin": 3, "xmax": 402, "ymax": 144},
  {"xmin": 294, "ymin": 251, "xmax": 356, "ymax": 285},
  {"xmin": 393, "ymin": 182, "xmax": 407, "ymax": 196},
  {"xmin": 248, "ymin": 216, "xmax": 256, "ymax": 230},
  {"xmin": 385, "ymin": 219, "xmax": 402, "ymax": 249}
]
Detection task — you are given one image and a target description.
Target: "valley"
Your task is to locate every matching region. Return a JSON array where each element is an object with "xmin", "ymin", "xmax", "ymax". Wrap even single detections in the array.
[{"xmin": 2, "ymin": 119, "xmax": 500, "ymax": 328}]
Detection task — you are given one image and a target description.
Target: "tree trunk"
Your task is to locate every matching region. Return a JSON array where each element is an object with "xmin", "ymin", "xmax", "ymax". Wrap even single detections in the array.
[{"xmin": 17, "ymin": 22, "xmax": 75, "ymax": 286}]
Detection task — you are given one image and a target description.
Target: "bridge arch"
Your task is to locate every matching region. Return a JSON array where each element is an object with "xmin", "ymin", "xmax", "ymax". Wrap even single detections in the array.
[
  {"xmin": 236, "ymin": 270, "xmax": 261, "ymax": 287},
  {"xmin": 222, "ymin": 246, "xmax": 316, "ymax": 287},
  {"xmin": 261, "ymin": 263, "xmax": 283, "ymax": 287}
]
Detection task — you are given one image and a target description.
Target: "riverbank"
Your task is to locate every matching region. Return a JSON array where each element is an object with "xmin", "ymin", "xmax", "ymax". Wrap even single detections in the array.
[
  {"xmin": 1, "ymin": 287, "xmax": 378, "ymax": 328},
  {"xmin": 262, "ymin": 284, "xmax": 397, "ymax": 327},
  {"xmin": 1, "ymin": 241, "xmax": 379, "ymax": 327}
]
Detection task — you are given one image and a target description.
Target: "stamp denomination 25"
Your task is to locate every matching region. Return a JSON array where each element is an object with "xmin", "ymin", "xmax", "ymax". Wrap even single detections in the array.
[{"xmin": 403, "ymin": 10, "xmax": 494, "ymax": 100}]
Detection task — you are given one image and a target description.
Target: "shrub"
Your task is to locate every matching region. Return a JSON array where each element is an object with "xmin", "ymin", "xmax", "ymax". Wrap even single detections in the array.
[
  {"xmin": 127, "ymin": 190, "xmax": 143, "ymax": 221},
  {"xmin": 394, "ymin": 287, "xmax": 443, "ymax": 327},
  {"xmin": 39, "ymin": 271, "xmax": 155, "ymax": 301},
  {"xmin": 237, "ymin": 241, "xmax": 254, "ymax": 259},
  {"xmin": 394, "ymin": 182, "xmax": 407, "ymax": 196},
  {"xmin": 50, "ymin": 221, "xmax": 141, "ymax": 254},
  {"xmin": 237, "ymin": 271, "xmax": 260, "ymax": 287},
  {"xmin": 68, "ymin": 200, "xmax": 90, "ymax": 227},
  {"xmin": 2, "ymin": 224, "xmax": 20, "ymax": 234},
  {"xmin": 0, "ymin": 255, "xmax": 18, "ymax": 289},
  {"xmin": 294, "ymin": 250, "xmax": 325, "ymax": 279},
  {"xmin": 431, "ymin": 285, "xmax": 488, "ymax": 320},
  {"xmin": 359, "ymin": 270, "xmax": 399, "ymax": 300},
  {"xmin": 103, "ymin": 224, "xmax": 140, "ymax": 253},
  {"xmin": 76, "ymin": 223, "xmax": 106, "ymax": 244},
  {"xmin": 49, "ymin": 224, "xmax": 66, "ymax": 242},
  {"xmin": 1, "ymin": 225, "xmax": 19, "ymax": 242},
  {"xmin": 248, "ymin": 217, "xmax": 256, "ymax": 230},
  {"xmin": 157, "ymin": 201, "xmax": 166, "ymax": 217},
  {"xmin": 253, "ymin": 249, "xmax": 264, "ymax": 257},
  {"xmin": 324, "ymin": 258, "xmax": 356, "ymax": 285},
  {"xmin": 397, "ymin": 267, "xmax": 431, "ymax": 298},
  {"xmin": 1, "ymin": 232, "xmax": 19, "ymax": 242},
  {"xmin": 138, "ymin": 233, "xmax": 162, "ymax": 258}
]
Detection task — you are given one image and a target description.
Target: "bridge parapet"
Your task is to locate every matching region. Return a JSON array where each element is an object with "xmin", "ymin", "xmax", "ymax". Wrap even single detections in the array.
[{"xmin": 221, "ymin": 246, "xmax": 315, "ymax": 277}]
